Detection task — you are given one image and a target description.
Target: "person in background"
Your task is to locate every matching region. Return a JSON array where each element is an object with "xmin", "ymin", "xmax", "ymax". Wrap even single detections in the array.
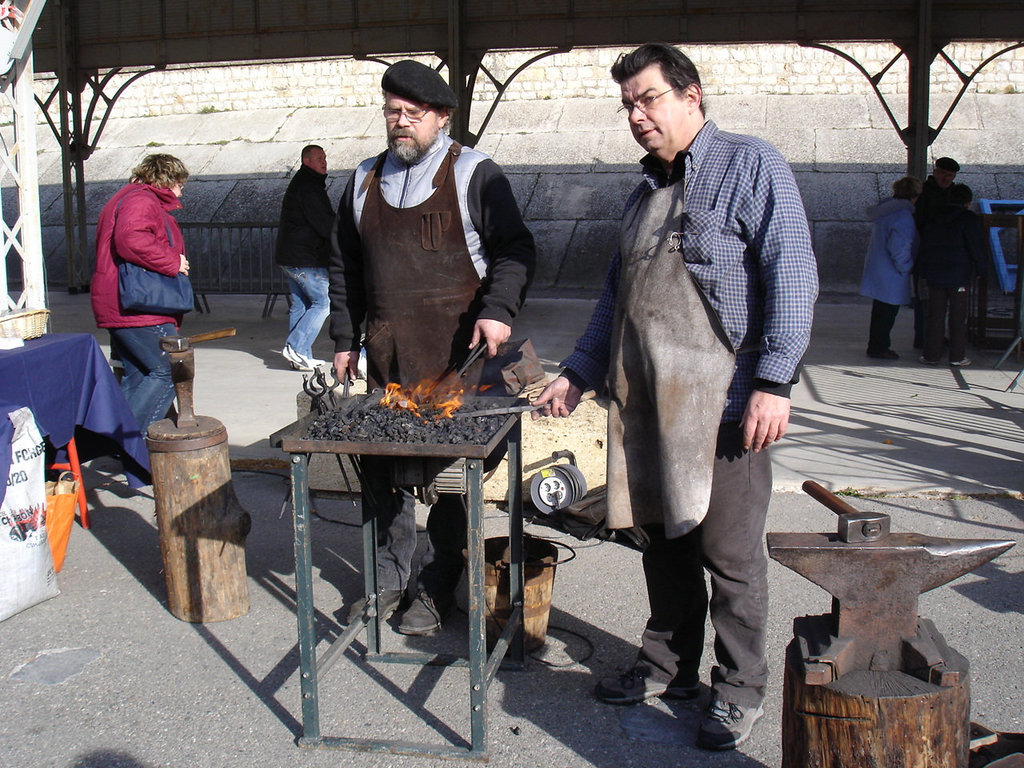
[
  {"xmin": 329, "ymin": 60, "xmax": 535, "ymax": 636},
  {"xmin": 532, "ymin": 43, "xmax": 817, "ymax": 751},
  {"xmin": 276, "ymin": 144, "xmax": 335, "ymax": 371},
  {"xmin": 918, "ymin": 182, "xmax": 983, "ymax": 367},
  {"xmin": 912, "ymin": 156, "xmax": 960, "ymax": 348},
  {"xmin": 860, "ymin": 176, "xmax": 922, "ymax": 360},
  {"xmin": 91, "ymin": 153, "xmax": 190, "ymax": 435}
]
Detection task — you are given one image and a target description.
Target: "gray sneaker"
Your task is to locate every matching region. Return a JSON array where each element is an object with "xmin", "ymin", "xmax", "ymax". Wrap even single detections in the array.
[
  {"xmin": 595, "ymin": 663, "xmax": 700, "ymax": 705},
  {"xmin": 697, "ymin": 699, "xmax": 764, "ymax": 751}
]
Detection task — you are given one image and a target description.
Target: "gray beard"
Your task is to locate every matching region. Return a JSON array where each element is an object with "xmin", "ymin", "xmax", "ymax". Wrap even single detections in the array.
[{"xmin": 389, "ymin": 135, "xmax": 431, "ymax": 165}]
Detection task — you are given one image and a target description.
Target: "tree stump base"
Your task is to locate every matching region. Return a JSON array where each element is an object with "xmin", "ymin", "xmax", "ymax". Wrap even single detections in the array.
[
  {"xmin": 782, "ymin": 640, "xmax": 971, "ymax": 768},
  {"xmin": 149, "ymin": 417, "xmax": 251, "ymax": 623}
]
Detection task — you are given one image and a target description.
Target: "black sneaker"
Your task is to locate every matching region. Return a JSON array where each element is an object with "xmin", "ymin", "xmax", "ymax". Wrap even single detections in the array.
[
  {"xmin": 346, "ymin": 588, "xmax": 403, "ymax": 624},
  {"xmin": 396, "ymin": 591, "xmax": 452, "ymax": 636},
  {"xmin": 595, "ymin": 663, "xmax": 700, "ymax": 705},
  {"xmin": 697, "ymin": 699, "xmax": 764, "ymax": 751}
]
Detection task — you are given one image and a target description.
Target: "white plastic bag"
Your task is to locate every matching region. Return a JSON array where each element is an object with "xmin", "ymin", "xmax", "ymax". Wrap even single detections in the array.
[{"xmin": 0, "ymin": 407, "xmax": 59, "ymax": 622}]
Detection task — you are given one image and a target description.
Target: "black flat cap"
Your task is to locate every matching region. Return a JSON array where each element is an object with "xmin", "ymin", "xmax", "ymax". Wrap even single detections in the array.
[
  {"xmin": 382, "ymin": 60, "xmax": 458, "ymax": 109},
  {"xmin": 935, "ymin": 156, "xmax": 960, "ymax": 172}
]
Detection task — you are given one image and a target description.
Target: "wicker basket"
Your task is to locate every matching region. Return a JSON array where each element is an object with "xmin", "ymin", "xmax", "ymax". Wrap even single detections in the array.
[{"xmin": 0, "ymin": 308, "xmax": 50, "ymax": 340}]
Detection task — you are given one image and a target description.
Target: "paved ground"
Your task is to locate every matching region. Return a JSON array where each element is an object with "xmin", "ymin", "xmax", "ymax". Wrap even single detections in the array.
[{"xmin": 1, "ymin": 292, "xmax": 1022, "ymax": 768}]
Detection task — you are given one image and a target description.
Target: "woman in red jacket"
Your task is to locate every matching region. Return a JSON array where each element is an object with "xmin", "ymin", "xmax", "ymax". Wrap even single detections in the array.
[{"xmin": 91, "ymin": 154, "xmax": 190, "ymax": 434}]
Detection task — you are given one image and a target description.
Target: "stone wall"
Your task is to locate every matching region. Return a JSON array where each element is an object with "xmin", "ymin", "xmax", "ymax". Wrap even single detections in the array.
[
  {"xmin": 19, "ymin": 43, "xmax": 1024, "ymax": 294},
  {"xmin": 32, "ymin": 42, "xmax": 1024, "ymax": 116}
]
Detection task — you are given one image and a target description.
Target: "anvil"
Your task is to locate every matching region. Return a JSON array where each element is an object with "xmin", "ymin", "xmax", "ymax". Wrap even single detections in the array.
[
  {"xmin": 768, "ymin": 482, "xmax": 1014, "ymax": 684},
  {"xmin": 157, "ymin": 328, "xmax": 235, "ymax": 429}
]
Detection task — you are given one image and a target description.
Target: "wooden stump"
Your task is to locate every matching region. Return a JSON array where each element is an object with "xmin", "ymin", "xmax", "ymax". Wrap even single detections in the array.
[
  {"xmin": 149, "ymin": 417, "xmax": 251, "ymax": 622},
  {"xmin": 782, "ymin": 640, "xmax": 971, "ymax": 768}
]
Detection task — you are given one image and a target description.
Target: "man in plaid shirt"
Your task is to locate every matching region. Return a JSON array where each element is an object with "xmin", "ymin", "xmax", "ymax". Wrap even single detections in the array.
[{"xmin": 534, "ymin": 43, "xmax": 817, "ymax": 750}]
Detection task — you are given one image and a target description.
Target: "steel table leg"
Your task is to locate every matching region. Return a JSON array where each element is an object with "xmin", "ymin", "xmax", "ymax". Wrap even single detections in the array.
[
  {"xmin": 465, "ymin": 458, "xmax": 488, "ymax": 757},
  {"xmin": 506, "ymin": 422, "xmax": 525, "ymax": 665},
  {"xmin": 290, "ymin": 453, "xmax": 320, "ymax": 745},
  {"xmin": 361, "ymin": 469, "xmax": 382, "ymax": 654}
]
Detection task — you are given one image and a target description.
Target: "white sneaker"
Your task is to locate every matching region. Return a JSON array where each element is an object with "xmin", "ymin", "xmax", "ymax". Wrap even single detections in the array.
[
  {"xmin": 282, "ymin": 345, "xmax": 326, "ymax": 372},
  {"xmin": 281, "ymin": 345, "xmax": 305, "ymax": 369}
]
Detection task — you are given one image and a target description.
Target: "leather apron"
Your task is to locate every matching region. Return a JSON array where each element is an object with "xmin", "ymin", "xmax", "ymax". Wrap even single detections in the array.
[
  {"xmin": 605, "ymin": 180, "xmax": 736, "ymax": 539},
  {"xmin": 358, "ymin": 142, "xmax": 484, "ymax": 389}
]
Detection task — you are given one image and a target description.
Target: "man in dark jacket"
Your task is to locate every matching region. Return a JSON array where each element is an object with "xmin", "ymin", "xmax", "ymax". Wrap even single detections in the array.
[
  {"xmin": 276, "ymin": 144, "xmax": 335, "ymax": 371},
  {"xmin": 918, "ymin": 182, "xmax": 983, "ymax": 366},
  {"xmin": 911, "ymin": 156, "xmax": 960, "ymax": 348},
  {"xmin": 915, "ymin": 157, "xmax": 960, "ymax": 228}
]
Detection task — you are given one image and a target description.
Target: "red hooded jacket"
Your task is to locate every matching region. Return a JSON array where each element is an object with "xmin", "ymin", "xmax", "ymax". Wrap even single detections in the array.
[{"xmin": 91, "ymin": 183, "xmax": 186, "ymax": 329}]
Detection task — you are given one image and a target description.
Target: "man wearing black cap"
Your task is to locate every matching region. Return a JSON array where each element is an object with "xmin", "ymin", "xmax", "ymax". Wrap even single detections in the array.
[
  {"xmin": 328, "ymin": 59, "xmax": 535, "ymax": 635},
  {"xmin": 916, "ymin": 156, "xmax": 960, "ymax": 228},
  {"xmin": 913, "ymin": 156, "xmax": 960, "ymax": 347}
]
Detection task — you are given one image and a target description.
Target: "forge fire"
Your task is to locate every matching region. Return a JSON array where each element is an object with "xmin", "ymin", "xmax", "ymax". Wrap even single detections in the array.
[{"xmin": 378, "ymin": 381, "xmax": 465, "ymax": 419}]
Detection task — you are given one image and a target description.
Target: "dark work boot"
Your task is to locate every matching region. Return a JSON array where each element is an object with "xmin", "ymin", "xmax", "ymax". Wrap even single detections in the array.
[
  {"xmin": 346, "ymin": 588, "xmax": 403, "ymax": 624},
  {"xmin": 396, "ymin": 591, "xmax": 453, "ymax": 636}
]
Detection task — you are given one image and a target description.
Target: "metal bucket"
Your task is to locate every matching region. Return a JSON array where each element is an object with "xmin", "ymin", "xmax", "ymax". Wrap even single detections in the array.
[{"xmin": 481, "ymin": 535, "xmax": 557, "ymax": 651}]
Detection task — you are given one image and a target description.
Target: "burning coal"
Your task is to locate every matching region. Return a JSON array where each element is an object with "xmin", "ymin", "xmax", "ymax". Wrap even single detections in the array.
[
  {"xmin": 305, "ymin": 393, "xmax": 510, "ymax": 446},
  {"xmin": 379, "ymin": 381, "xmax": 464, "ymax": 420}
]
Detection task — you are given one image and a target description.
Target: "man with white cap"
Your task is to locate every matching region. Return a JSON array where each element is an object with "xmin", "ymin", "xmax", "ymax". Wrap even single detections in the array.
[{"xmin": 329, "ymin": 60, "xmax": 535, "ymax": 636}]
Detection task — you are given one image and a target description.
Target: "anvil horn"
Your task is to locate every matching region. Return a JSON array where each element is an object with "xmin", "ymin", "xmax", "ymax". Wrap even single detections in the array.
[{"xmin": 916, "ymin": 536, "xmax": 1015, "ymax": 593}]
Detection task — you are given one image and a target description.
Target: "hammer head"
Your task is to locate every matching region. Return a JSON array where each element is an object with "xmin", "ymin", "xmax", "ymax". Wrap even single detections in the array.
[
  {"xmin": 838, "ymin": 510, "xmax": 890, "ymax": 542},
  {"xmin": 159, "ymin": 335, "xmax": 190, "ymax": 353}
]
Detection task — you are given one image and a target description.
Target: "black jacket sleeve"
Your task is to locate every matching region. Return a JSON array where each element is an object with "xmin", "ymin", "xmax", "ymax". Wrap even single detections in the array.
[
  {"xmin": 328, "ymin": 174, "xmax": 366, "ymax": 353},
  {"xmin": 466, "ymin": 159, "xmax": 536, "ymax": 326}
]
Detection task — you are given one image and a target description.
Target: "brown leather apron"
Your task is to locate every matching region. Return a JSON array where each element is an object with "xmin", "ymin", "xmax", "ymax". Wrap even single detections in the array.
[
  {"xmin": 358, "ymin": 142, "xmax": 483, "ymax": 389},
  {"xmin": 605, "ymin": 181, "xmax": 736, "ymax": 539}
]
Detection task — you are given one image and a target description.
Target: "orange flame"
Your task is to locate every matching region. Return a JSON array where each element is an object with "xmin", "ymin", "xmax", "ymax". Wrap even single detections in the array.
[{"xmin": 379, "ymin": 380, "xmax": 464, "ymax": 420}]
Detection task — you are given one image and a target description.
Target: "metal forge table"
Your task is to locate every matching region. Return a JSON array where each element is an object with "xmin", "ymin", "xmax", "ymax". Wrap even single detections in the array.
[{"xmin": 271, "ymin": 394, "xmax": 526, "ymax": 760}]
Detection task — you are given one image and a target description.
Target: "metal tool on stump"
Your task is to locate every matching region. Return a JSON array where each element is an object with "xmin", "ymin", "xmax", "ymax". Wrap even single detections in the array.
[
  {"xmin": 147, "ymin": 328, "xmax": 251, "ymax": 623},
  {"xmin": 770, "ymin": 481, "xmax": 1014, "ymax": 768}
]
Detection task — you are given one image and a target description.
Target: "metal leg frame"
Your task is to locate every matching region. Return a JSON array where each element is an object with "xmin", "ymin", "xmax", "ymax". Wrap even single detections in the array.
[{"xmin": 288, "ymin": 426, "xmax": 525, "ymax": 759}]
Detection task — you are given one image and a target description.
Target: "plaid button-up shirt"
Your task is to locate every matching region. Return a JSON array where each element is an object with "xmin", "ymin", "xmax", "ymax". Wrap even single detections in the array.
[{"xmin": 563, "ymin": 120, "xmax": 818, "ymax": 422}]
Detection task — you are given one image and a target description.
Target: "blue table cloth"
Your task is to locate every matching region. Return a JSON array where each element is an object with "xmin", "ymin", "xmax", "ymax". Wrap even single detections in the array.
[{"xmin": 0, "ymin": 333, "xmax": 151, "ymax": 505}]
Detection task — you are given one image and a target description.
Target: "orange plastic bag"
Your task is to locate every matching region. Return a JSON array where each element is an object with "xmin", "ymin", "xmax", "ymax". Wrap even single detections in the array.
[{"xmin": 45, "ymin": 471, "xmax": 78, "ymax": 573}]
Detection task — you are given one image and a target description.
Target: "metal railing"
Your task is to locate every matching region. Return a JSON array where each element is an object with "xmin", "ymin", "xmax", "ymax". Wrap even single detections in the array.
[{"xmin": 178, "ymin": 222, "xmax": 287, "ymax": 318}]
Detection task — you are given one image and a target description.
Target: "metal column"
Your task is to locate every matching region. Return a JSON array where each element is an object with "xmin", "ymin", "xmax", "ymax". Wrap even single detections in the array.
[{"xmin": 906, "ymin": 0, "xmax": 935, "ymax": 179}]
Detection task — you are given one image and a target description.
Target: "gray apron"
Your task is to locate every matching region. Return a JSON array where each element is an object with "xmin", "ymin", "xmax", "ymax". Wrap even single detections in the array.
[{"xmin": 605, "ymin": 181, "xmax": 736, "ymax": 539}]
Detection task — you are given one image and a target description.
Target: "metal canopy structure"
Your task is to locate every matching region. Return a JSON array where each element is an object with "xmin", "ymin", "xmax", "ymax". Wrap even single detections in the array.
[
  {"xmin": 2, "ymin": 0, "xmax": 47, "ymax": 314},
  {"xmin": 19, "ymin": 1, "xmax": 1024, "ymax": 290},
  {"xmin": 29, "ymin": 2, "xmax": 1024, "ymax": 68}
]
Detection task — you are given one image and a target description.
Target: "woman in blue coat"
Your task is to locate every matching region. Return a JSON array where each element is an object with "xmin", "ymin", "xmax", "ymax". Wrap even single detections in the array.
[{"xmin": 859, "ymin": 176, "xmax": 922, "ymax": 359}]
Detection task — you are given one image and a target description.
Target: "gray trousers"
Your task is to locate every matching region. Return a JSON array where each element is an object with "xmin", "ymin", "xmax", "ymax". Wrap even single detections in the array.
[
  {"xmin": 360, "ymin": 456, "xmax": 466, "ymax": 596},
  {"xmin": 638, "ymin": 423, "xmax": 772, "ymax": 708}
]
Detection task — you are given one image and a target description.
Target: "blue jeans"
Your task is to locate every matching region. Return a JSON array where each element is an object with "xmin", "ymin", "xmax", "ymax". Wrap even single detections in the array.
[
  {"xmin": 280, "ymin": 266, "xmax": 330, "ymax": 358},
  {"xmin": 109, "ymin": 323, "xmax": 176, "ymax": 435}
]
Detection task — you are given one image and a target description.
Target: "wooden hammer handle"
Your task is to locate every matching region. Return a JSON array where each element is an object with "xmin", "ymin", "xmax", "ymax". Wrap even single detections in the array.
[
  {"xmin": 801, "ymin": 480, "xmax": 862, "ymax": 518},
  {"xmin": 187, "ymin": 328, "xmax": 236, "ymax": 345}
]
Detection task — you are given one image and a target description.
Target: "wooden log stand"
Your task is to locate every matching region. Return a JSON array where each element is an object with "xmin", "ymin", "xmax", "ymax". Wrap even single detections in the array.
[
  {"xmin": 149, "ymin": 417, "xmax": 250, "ymax": 622},
  {"xmin": 147, "ymin": 328, "xmax": 250, "ymax": 623},
  {"xmin": 782, "ymin": 634, "xmax": 971, "ymax": 768}
]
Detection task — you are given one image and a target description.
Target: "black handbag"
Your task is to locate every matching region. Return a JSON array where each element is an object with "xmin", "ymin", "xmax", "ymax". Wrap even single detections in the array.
[{"xmin": 113, "ymin": 191, "xmax": 194, "ymax": 315}]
